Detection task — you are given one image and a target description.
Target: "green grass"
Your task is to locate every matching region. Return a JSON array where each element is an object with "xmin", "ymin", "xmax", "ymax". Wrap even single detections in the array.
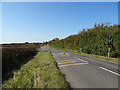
[
  {"xmin": 52, "ymin": 47, "xmax": 119, "ymax": 64},
  {"xmin": 2, "ymin": 51, "xmax": 69, "ymax": 88}
]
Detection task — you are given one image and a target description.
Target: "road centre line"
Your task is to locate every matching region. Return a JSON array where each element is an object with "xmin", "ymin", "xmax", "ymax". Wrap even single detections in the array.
[
  {"xmin": 99, "ymin": 67, "xmax": 120, "ymax": 76},
  {"xmin": 59, "ymin": 63, "xmax": 89, "ymax": 68}
]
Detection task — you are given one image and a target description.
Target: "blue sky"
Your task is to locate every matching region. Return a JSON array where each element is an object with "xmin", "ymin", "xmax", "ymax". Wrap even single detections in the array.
[{"xmin": 2, "ymin": 2, "xmax": 118, "ymax": 43}]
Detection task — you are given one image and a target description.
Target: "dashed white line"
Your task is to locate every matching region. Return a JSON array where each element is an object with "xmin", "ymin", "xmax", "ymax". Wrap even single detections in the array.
[{"xmin": 99, "ymin": 67, "xmax": 120, "ymax": 76}]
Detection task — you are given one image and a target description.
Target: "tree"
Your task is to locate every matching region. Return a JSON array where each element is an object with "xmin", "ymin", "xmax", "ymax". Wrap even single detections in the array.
[
  {"xmin": 49, "ymin": 23, "xmax": 119, "ymax": 58},
  {"xmin": 52, "ymin": 38, "xmax": 59, "ymax": 41}
]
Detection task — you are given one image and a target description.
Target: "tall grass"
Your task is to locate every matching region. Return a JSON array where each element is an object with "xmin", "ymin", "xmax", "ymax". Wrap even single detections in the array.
[
  {"xmin": 2, "ymin": 44, "xmax": 40, "ymax": 82},
  {"xmin": 2, "ymin": 51, "xmax": 69, "ymax": 88}
]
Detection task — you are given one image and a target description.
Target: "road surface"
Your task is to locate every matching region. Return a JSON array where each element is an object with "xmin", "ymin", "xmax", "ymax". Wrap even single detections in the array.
[{"xmin": 48, "ymin": 46, "xmax": 119, "ymax": 89}]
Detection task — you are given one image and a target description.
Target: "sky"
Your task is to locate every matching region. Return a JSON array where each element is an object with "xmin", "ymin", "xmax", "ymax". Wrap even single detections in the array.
[
  {"xmin": 1, "ymin": 0, "xmax": 119, "ymax": 2},
  {"xmin": 2, "ymin": 2, "xmax": 118, "ymax": 43}
]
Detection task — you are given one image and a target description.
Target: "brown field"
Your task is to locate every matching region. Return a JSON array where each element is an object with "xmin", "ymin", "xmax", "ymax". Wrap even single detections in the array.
[{"xmin": 2, "ymin": 44, "xmax": 41, "ymax": 82}]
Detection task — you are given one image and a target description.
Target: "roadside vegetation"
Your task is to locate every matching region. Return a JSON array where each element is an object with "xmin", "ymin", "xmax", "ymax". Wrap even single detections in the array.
[
  {"xmin": 2, "ymin": 51, "xmax": 69, "ymax": 88},
  {"xmin": 2, "ymin": 44, "xmax": 40, "ymax": 82},
  {"xmin": 49, "ymin": 23, "xmax": 119, "ymax": 61},
  {"xmin": 52, "ymin": 47, "xmax": 119, "ymax": 63}
]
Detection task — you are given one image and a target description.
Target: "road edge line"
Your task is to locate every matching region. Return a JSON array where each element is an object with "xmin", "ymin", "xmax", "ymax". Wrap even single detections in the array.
[{"xmin": 99, "ymin": 67, "xmax": 120, "ymax": 76}]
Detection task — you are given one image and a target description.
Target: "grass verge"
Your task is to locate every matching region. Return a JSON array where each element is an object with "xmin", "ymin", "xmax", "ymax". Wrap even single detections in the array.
[
  {"xmin": 2, "ymin": 51, "xmax": 69, "ymax": 88},
  {"xmin": 52, "ymin": 47, "xmax": 119, "ymax": 64}
]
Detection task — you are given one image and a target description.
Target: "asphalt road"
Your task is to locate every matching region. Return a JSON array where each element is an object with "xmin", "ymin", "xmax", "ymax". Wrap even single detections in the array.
[{"xmin": 48, "ymin": 46, "xmax": 119, "ymax": 89}]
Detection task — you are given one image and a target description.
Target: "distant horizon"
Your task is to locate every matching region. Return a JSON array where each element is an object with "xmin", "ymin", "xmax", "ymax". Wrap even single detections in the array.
[
  {"xmin": 2, "ymin": 22, "xmax": 118, "ymax": 44},
  {"xmin": 1, "ymin": 41, "xmax": 43, "ymax": 44},
  {"xmin": 2, "ymin": 2, "xmax": 118, "ymax": 44},
  {"xmin": 1, "ymin": 23, "xmax": 119, "ymax": 44}
]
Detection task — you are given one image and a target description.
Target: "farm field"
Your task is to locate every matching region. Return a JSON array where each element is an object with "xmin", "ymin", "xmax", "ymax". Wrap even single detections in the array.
[{"xmin": 2, "ymin": 44, "xmax": 40, "ymax": 82}]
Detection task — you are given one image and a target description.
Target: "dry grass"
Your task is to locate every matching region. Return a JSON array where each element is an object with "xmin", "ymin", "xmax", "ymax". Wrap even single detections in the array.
[{"xmin": 2, "ymin": 51, "xmax": 68, "ymax": 88}]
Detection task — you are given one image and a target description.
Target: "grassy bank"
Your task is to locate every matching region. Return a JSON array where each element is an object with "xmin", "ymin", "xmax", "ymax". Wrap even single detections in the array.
[
  {"xmin": 2, "ymin": 45, "xmax": 39, "ymax": 82},
  {"xmin": 3, "ymin": 51, "xmax": 68, "ymax": 88},
  {"xmin": 51, "ymin": 47, "xmax": 119, "ymax": 64}
]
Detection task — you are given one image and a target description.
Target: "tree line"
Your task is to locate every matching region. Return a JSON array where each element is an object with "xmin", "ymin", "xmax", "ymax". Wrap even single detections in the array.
[{"xmin": 49, "ymin": 23, "xmax": 120, "ymax": 58}]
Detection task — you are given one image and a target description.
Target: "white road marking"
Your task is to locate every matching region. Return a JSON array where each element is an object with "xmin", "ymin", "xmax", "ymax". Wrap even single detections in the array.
[
  {"xmin": 99, "ymin": 67, "xmax": 120, "ymax": 76},
  {"xmin": 74, "ymin": 57, "xmax": 88, "ymax": 63},
  {"xmin": 77, "ymin": 59, "xmax": 88, "ymax": 63}
]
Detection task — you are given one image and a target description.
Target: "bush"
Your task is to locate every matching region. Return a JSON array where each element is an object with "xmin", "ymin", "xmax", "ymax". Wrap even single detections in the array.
[{"xmin": 49, "ymin": 23, "xmax": 119, "ymax": 58}]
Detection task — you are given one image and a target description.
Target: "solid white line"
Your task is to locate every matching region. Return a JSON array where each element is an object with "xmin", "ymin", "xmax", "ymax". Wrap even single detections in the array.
[{"xmin": 99, "ymin": 67, "xmax": 120, "ymax": 76}]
